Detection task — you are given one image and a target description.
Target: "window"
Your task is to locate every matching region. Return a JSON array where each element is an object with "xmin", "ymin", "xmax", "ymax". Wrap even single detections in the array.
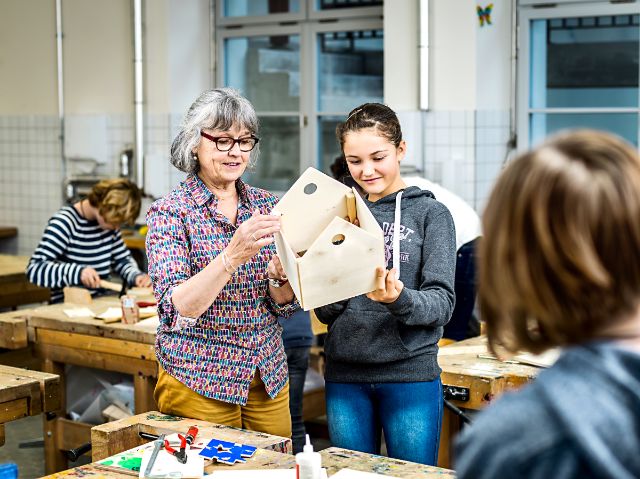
[
  {"xmin": 216, "ymin": 0, "xmax": 383, "ymax": 192},
  {"xmin": 518, "ymin": 2, "xmax": 640, "ymax": 147}
]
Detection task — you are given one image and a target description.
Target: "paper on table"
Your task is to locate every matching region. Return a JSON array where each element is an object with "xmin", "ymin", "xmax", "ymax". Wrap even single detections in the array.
[
  {"xmin": 209, "ymin": 471, "xmax": 295, "ymax": 479},
  {"xmin": 331, "ymin": 469, "xmax": 400, "ymax": 479},
  {"xmin": 513, "ymin": 348, "xmax": 561, "ymax": 368},
  {"xmin": 96, "ymin": 307, "xmax": 122, "ymax": 321},
  {"xmin": 210, "ymin": 470, "xmax": 327, "ymax": 479},
  {"xmin": 139, "ymin": 438, "xmax": 204, "ymax": 478},
  {"xmin": 139, "ymin": 306, "xmax": 157, "ymax": 319},
  {"xmin": 63, "ymin": 307, "xmax": 96, "ymax": 318}
]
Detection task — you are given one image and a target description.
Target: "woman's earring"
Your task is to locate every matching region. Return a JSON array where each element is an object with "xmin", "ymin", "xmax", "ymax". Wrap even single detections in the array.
[{"xmin": 191, "ymin": 151, "xmax": 198, "ymax": 161}]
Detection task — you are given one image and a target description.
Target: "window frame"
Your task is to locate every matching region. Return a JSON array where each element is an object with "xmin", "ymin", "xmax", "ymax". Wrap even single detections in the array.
[{"xmin": 517, "ymin": 1, "xmax": 640, "ymax": 149}]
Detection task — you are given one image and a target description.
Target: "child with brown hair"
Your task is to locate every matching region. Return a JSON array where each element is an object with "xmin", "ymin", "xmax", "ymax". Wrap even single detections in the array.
[
  {"xmin": 315, "ymin": 103, "xmax": 456, "ymax": 465},
  {"xmin": 455, "ymin": 130, "xmax": 640, "ymax": 478},
  {"xmin": 27, "ymin": 178, "xmax": 150, "ymax": 302}
]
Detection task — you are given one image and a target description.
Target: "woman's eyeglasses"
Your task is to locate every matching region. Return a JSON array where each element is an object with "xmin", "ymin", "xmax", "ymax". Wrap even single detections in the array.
[{"xmin": 200, "ymin": 131, "xmax": 259, "ymax": 152}]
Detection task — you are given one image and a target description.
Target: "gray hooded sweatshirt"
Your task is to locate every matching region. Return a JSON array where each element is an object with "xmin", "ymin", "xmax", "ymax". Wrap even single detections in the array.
[
  {"xmin": 455, "ymin": 341, "xmax": 640, "ymax": 479},
  {"xmin": 315, "ymin": 186, "xmax": 456, "ymax": 383}
]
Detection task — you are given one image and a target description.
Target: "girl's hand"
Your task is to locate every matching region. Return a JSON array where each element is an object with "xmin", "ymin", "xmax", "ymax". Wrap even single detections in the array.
[
  {"xmin": 226, "ymin": 210, "xmax": 281, "ymax": 268},
  {"xmin": 267, "ymin": 254, "xmax": 288, "ymax": 283},
  {"xmin": 80, "ymin": 267, "xmax": 101, "ymax": 289},
  {"xmin": 134, "ymin": 273, "xmax": 152, "ymax": 288},
  {"xmin": 366, "ymin": 267, "xmax": 403, "ymax": 303}
]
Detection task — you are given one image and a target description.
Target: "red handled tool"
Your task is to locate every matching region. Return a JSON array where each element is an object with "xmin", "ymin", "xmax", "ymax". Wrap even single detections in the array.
[
  {"xmin": 185, "ymin": 425, "xmax": 198, "ymax": 446},
  {"xmin": 164, "ymin": 434, "xmax": 188, "ymax": 464}
]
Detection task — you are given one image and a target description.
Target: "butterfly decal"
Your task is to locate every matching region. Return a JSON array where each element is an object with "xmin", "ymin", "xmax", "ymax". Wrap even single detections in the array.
[{"xmin": 477, "ymin": 3, "xmax": 493, "ymax": 27}]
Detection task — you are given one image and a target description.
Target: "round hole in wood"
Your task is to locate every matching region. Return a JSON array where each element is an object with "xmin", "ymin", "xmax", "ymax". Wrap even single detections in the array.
[
  {"xmin": 303, "ymin": 183, "xmax": 318, "ymax": 195},
  {"xmin": 331, "ymin": 234, "xmax": 345, "ymax": 246}
]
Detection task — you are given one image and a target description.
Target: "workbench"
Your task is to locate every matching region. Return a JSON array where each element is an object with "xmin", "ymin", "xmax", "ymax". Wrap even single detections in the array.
[
  {"xmin": 0, "ymin": 254, "xmax": 50, "ymax": 309},
  {"xmin": 437, "ymin": 336, "xmax": 542, "ymax": 467},
  {"xmin": 25, "ymin": 295, "xmax": 158, "ymax": 474},
  {"xmin": 40, "ymin": 412, "xmax": 455, "ymax": 478},
  {"xmin": 0, "ymin": 364, "xmax": 60, "ymax": 447}
]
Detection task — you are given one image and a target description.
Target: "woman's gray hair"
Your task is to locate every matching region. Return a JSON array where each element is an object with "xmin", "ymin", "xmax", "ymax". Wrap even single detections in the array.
[{"xmin": 170, "ymin": 88, "xmax": 260, "ymax": 173}]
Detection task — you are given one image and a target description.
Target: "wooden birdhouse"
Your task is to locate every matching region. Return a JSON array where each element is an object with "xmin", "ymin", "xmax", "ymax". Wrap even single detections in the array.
[{"xmin": 273, "ymin": 167, "xmax": 385, "ymax": 311}]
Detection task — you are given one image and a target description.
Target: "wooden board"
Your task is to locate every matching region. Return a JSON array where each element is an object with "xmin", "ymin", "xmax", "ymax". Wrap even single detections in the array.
[
  {"xmin": 297, "ymin": 216, "xmax": 384, "ymax": 311},
  {"xmin": 0, "ymin": 226, "xmax": 17, "ymax": 239},
  {"xmin": 274, "ymin": 168, "xmax": 385, "ymax": 311},
  {"xmin": 0, "ymin": 373, "xmax": 40, "ymax": 415},
  {"xmin": 0, "ymin": 254, "xmax": 31, "ymax": 284},
  {"xmin": 438, "ymin": 336, "xmax": 541, "ymax": 409},
  {"xmin": 0, "ymin": 365, "xmax": 60, "ymax": 449},
  {"xmin": 322, "ymin": 448, "xmax": 455, "ymax": 478},
  {"xmin": 0, "ymin": 310, "xmax": 28, "ymax": 349},
  {"xmin": 91, "ymin": 411, "xmax": 292, "ymax": 462},
  {"xmin": 0, "ymin": 365, "xmax": 60, "ymax": 412},
  {"xmin": 27, "ymin": 297, "xmax": 157, "ymax": 344},
  {"xmin": 0, "ymin": 255, "xmax": 51, "ymax": 306}
]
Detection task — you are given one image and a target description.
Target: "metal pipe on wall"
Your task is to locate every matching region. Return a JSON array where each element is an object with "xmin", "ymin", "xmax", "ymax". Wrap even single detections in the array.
[
  {"xmin": 418, "ymin": 0, "xmax": 430, "ymax": 111},
  {"xmin": 133, "ymin": 0, "xmax": 145, "ymax": 189},
  {"xmin": 55, "ymin": 0, "xmax": 66, "ymax": 183}
]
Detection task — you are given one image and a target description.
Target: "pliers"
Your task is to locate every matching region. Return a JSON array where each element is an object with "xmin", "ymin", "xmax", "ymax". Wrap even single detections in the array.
[{"xmin": 164, "ymin": 434, "xmax": 188, "ymax": 464}]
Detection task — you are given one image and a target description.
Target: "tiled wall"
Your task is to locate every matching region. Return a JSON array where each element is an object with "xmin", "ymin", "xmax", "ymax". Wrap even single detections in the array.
[
  {"xmin": 0, "ymin": 115, "xmax": 63, "ymax": 255},
  {"xmin": 0, "ymin": 109, "xmax": 511, "ymax": 255},
  {"xmin": 0, "ymin": 113, "xmax": 181, "ymax": 255},
  {"xmin": 421, "ymin": 109, "xmax": 511, "ymax": 214},
  {"xmin": 474, "ymin": 110, "xmax": 512, "ymax": 213},
  {"xmin": 422, "ymin": 110, "xmax": 477, "ymax": 208}
]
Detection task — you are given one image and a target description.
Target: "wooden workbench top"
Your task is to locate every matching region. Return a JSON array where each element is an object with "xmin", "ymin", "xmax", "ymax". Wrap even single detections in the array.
[
  {"xmin": 26, "ymin": 295, "xmax": 158, "ymax": 344},
  {"xmin": 41, "ymin": 411, "xmax": 456, "ymax": 478},
  {"xmin": 0, "ymin": 226, "xmax": 17, "ymax": 239},
  {"xmin": 0, "ymin": 254, "xmax": 30, "ymax": 283},
  {"xmin": 438, "ymin": 336, "xmax": 541, "ymax": 409},
  {"xmin": 0, "ymin": 365, "xmax": 60, "ymax": 446}
]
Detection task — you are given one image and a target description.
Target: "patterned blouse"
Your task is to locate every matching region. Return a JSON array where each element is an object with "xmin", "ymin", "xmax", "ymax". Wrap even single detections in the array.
[{"xmin": 146, "ymin": 174, "xmax": 298, "ymax": 405}]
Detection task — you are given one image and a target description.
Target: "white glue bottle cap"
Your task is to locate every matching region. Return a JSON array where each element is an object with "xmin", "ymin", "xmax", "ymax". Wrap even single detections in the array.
[{"xmin": 303, "ymin": 434, "xmax": 314, "ymax": 452}]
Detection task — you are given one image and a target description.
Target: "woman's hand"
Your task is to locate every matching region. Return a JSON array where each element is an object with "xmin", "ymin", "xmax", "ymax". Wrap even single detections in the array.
[
  {"xmin": 267, "ymin": 254, "xmax": 294, "ymax": 304},
  {"xmin": 80, "ymin": 267, "xmax": 101, "ymax": 289},
  {"xmin": 267, "ymin": 254, "xmax": 288, "ymax": 283},
  {"xmin": 134, "ymin": 273, "xmax": 152, "ymax": 287},
  {"xmin": 366, "ymin": 267, "xmax": 404, "ymax": 303},
  {"xmin": 225, "ymin": 210, "xmax": 281, "ymax": 268}
]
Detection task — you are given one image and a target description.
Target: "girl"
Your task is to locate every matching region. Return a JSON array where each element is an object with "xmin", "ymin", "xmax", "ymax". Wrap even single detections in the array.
[{"xmin": 315, "ymin": 103, "xmax": 456, "ymax": 465}]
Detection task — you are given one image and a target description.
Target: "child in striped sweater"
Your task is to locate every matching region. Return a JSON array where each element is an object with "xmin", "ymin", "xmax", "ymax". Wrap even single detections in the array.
[{"xmin": 27, "ymin": 178, "xmax": 150, "ymax": 303}]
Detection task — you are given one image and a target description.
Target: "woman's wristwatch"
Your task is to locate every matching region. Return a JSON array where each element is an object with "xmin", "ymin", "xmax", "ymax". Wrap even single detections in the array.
[{"xmin": 268, "ymin": 277, "xmax": 288, "ymax": 288}]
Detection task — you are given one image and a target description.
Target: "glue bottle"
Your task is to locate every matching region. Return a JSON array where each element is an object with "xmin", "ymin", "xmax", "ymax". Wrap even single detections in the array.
[{"xmin": 295, "ymin": 434, "xmax": 322, "ymax": 479}]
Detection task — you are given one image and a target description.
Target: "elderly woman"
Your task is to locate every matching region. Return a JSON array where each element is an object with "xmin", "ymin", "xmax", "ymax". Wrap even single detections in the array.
[
  {"xmin": 27, "ymin": 178, "xmax": 151, "ymax": 303},
  {"xmin": 146, "ymin": 88, "xmax": 296, "ymax": 438}
]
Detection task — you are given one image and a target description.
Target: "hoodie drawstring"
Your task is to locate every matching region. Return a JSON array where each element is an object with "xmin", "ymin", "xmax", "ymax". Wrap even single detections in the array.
[{"xmin": 393, "ymin": 191, "xmax": 403, "ymax": 278}]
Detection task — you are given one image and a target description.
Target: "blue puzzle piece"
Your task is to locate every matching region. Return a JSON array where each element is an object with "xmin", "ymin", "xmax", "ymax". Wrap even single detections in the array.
[{"xmin": 199, "ymin": 438, "xmax": 258, "ymax": 465}]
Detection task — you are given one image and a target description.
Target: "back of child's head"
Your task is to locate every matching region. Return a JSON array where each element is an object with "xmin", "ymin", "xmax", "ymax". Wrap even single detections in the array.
[
  {"xmin": 480, "ymin": 129, "xmax": 640, "ymax": 355},
  {"xmin": 87, "ymin": 178, "xmax": 142, "ymax": 226},
  {"xmin": 336, "ymin": 103, "xmax": 402, "ymax": 150}
]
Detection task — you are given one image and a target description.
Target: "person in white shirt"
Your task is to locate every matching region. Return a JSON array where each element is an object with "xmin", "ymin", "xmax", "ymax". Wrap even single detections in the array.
[{"xmin": 403, "ymin": 176, "xmax": 481, "ymax": 340}]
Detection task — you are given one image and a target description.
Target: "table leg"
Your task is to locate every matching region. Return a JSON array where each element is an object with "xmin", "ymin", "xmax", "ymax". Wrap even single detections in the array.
[
  {"xmin": 134, "ymin": 373, "xmax": 157, "ymax": 414},
  {"xmin": 42, "ymin": 358, "xmax": 67, "ymax": 474},
  {"xmin": 438, "ymin": 407, "xmax": 462, "ymax": 469}
]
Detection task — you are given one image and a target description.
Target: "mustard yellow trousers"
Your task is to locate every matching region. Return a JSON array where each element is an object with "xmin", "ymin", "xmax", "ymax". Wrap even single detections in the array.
[{"xmin": 154, "ymin": 367, "xmax": 291, "ymax": 439}]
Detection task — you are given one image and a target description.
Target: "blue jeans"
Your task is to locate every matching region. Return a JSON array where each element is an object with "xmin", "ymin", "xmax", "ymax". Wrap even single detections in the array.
[{"xmin": 325, "ymin": 379, "xmax": 443, "ymax": 465}]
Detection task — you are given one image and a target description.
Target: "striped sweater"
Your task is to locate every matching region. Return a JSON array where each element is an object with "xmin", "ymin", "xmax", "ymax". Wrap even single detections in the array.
[{"xmin": 26, "ymin": 205, "xmax": 143, "ymax": 303}]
